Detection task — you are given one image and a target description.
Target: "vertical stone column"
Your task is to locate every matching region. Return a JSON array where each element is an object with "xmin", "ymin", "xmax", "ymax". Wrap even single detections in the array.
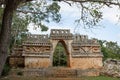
[
  {"xmin": 64, "ymin": 40, "xmax": 73, "ymax": 67},
  {"xmin": 49, "ymin": 40, "xmax": 59, "ymax": 67}
]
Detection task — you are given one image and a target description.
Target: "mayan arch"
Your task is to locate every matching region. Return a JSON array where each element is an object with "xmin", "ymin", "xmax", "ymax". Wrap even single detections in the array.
[{"xmin": 9, "ymin": 29, "xmax": 103, "ymax": 69}]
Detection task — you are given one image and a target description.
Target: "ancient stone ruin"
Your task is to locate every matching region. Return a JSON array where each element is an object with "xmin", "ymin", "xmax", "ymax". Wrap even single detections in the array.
[
  {"xmin": 101, "ymin": 58, "xmax": 120, "ymax": 78},
  {"xmin": 9, "ymin": 29, "xmax": 103, "ymax": 70}
]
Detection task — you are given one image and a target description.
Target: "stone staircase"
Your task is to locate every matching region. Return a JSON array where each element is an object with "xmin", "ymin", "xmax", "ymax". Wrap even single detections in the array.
[
  {"xmin": 45, "ymin": 67, "xmax": 77, "ymax": 77},
  {"xmin": 24, "ymin": 67, "xmax": 99, "ymax": 78},
  {"xmin": 9, "ymin": 67, "xmax": 100, "ymax": 77},
  {"xmin": 23, "ymin": 67, "xmax": 77, "ymax": 77}
]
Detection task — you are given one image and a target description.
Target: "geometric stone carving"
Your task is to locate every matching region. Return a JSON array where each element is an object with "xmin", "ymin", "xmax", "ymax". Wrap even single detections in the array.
[
  {"xmin": 71, "ymin": 34, "xmax": 102, "ymax": 57},
  {"xmin": 9, "ymin": 29, "xmax": 103, "ymax": 69},
  {"xmin": 50, "ymin": 29, "xmax": 73, "ymax": 40}
]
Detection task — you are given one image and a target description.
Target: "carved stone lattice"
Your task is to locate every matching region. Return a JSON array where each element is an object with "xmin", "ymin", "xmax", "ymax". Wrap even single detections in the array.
[
  {"xmin": 9, "ymin": 29, "xmax": 103, "ymax": 69},
  {"xmin": 24, "ymin": 34, "xmax": 49, "ymax": 43},
  {"xmin": 71, "ymin": 34, "xmax": 102, "ymax": 57},
  {"xmin": 50, "ymin": 29, "xmax": 73, "ymax": 40}
]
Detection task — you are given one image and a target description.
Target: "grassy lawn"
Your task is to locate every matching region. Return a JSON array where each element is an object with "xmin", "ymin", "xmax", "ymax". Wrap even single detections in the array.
[
  {"xmin": 81, "ymin": 76, "xmax": 120, "ymax": 80},
  {"xmin": 0, "ymin": 76, "xmax": 119, "ymax": 80}
]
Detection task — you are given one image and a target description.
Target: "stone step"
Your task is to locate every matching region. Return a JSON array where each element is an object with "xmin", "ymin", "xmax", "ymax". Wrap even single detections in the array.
[
  {"xmin": 23, "ymin": 67, "xmax": 77, "ymax": 77},
  {"xmin": 45, "ymin": 67, "xmax": 77, "ymax": 77},
  {"xmin": 9, "ymin": 68, "xmax": 100, "ymax": 77}
]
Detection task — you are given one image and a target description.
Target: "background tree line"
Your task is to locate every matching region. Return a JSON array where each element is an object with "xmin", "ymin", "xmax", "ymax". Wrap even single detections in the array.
[
  {"xmin": 0, "ymin": 0, "xmax": 120, "ymax": 76},
  {"xmin": 53, "ymin": 42, "xmax": 67, "ymax": 67},
  {"xmin": 99, "ymin": 40, "xmax": 120, "ymax": 60}
]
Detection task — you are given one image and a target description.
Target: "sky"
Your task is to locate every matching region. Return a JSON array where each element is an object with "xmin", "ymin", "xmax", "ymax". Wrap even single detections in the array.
[{"xmin": 28, "ymin": 2, "xmax": 120, "ymax": 45}]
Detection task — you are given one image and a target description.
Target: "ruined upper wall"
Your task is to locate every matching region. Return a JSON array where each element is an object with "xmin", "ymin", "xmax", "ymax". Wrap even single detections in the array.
[
  {"xmin": 50, "ymin": 29, "xmax": 73, "ymax": 40},
  {"xmin": 71, "ymin": 34, "xmax": 103, "ymax": 57},
  {"xmin": 72, "ymin": 34, "xmax": 100, "ymax": 46},
  {"xmin": 10, "ymin": 45, "xmax": 23, "ymax": 56},
  {"xmin": 73, "ymin": 34, "xmax": 88, "ymax": 42},
  {"xmin": 26, "ymin": 34, "xmax": 49, "ymax": 42},
  {"xmin": 23, "ymin": 34, "xmax": 51, "ymax": 46}
]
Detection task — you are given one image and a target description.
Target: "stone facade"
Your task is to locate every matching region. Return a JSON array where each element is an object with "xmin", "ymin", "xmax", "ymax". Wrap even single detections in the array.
[
  {"xmin": 9, "ymin": 45, "xmax": 24, "ymax": 68},
  {"xmin": 25, "ymin": 57, "xmax": 50, "ymax": 68},
  {"xmin": 9, "ymin": 29, "xmax": 103, "ymax": 70},
  {"xmin": 71, "ymin": 57, "xmax": 103, "ymax": 69}
]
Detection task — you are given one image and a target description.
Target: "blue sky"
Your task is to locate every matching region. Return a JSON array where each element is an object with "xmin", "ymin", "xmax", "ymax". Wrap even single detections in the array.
[{"xmin": 28, "ymin": 2, "xmax": 120, "ymax": 45}]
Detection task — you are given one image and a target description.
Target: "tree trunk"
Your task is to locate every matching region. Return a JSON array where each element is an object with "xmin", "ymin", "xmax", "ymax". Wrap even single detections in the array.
[{"xmin": 0, "ymin": 0, "xmax": 21, "ymax": 76}]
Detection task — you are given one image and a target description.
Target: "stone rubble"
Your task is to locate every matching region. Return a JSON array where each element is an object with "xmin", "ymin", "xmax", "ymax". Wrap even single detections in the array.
[{"xmin": 101, "ymin": 58, "xmax": 120, "ymax": 78}]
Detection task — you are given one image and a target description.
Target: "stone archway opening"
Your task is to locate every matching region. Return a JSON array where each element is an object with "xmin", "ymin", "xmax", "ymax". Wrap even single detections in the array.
[{"xmin": 53, "ymin": 40, "xmax": 70, "ymax": 67}]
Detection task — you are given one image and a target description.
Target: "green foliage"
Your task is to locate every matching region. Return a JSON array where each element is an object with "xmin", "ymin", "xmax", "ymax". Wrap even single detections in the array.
[
  {"xmin": 18, "ymin": 1, "xmax": 61, "ymax": 31},
  {"xmin": 11, "ymin": 13, "xmax": 29, "ymax": 44},
  {"xmin": 17, "ymin": 71, "xmax": 23, "ymax": 76},
  {"xmin": 0, "ymin": 6, "xmax": 29, "ymax": 47},
  {"xmin": 2, "ymin": 64, "xmax": 10, "ymax": 76},
  {"xmin": 10, "ymin": 1, "xmax": 60, "ymax": 47},
  {"xmin": 99, "ymin": 40, "xmax": 120, "ymax": 60},
  {"xmin": 53, "ymin": 42, "xmax": 67, "ymax": 66},
  {"xmin": 39, "ymin": 23, "xmax": 48, "ymax": 31},
  {"xmin": 75, "ymin": 2, "xmax": 103, "ymax": 28},
  {"xmin": 82, "ymin": 75, "xmax": 120, "ymax": 80},
  {"xmin": 10, "ymin": 13, "xmax": 29, "ymax": 51}
]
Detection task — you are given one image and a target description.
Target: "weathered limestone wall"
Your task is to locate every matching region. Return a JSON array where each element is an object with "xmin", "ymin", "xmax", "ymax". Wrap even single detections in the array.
[
  {"xmin": 9, "ymin": 29, "xmax": 103, "ymax": 71},
  {"xmin": 70, "ymin": 57, "xmax": 103, "ymax": 69},
  {"xmin": 25, "ymin": 57, "xmax": 51, "ymax": 68},
  {"xmin": 9, "ymin": 57, "xmax": 24, "ymax": 68}
]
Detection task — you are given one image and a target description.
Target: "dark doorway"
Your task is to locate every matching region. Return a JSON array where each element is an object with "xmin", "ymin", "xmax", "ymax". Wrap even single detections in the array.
[{"xmin": 53, "ymin": 42, "xmax": 68, "ymax": 67}]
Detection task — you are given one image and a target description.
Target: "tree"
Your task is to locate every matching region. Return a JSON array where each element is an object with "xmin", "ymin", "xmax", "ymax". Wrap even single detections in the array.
[
  {"xmin": 10, "ymin": 13, "xmax": 29, "ymax": 52},
  {"xmin": 0, "ymin": 0, "xmax": 61, "ymax": 76},
  {"xmin": 0, "ymin": 0, "xmax": 120, "ymax": 76},
  {"xmin": 55, "ymin": 0, "xmax": 120, "ymax": 28},
  {"xmin": 99, "ymin": 40, "xmax": 120, "ymax": 60},
  {"xmin": 0, "ymin": 0, "xmax": 24, "ymax": 76},
  {"xmin": 53, "ymin": 42, "xmax": 67, "ymax": 66}
]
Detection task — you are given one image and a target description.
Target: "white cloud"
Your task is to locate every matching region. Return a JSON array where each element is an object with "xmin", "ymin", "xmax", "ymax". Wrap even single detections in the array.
[
  {"xmin": 28, "ymin": 3, "xmax": 120, "ymax": 45},
  {"xmin": 59, "ymin": 2, "xmax": 79, "ymax": 13},
  {"xmin": 59, "ymin": 2, "xmax": 81, "ymax": 19},
  {"xmin": 118, "ymin": 33, "xmax": 120, "ymax": 38},
  {"xmin": 102, "ymin": 6, "xmax": 120, "ymax": 24},
  {"xmin": 59, "ymin": 2, "xmax": 120, "ymax": 24}
]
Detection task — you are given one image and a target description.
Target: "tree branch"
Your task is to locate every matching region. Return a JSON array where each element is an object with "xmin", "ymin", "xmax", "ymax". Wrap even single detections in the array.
[
  {"xmin": 61, "ymin": 0, "xmax": 120, "ymax": 7},
  {"xmin": 0, "ymin": 0, "xmax": 33, "ymax": 5},
  {"xmin": 16, "ymin": 9, "xmax": 43, "ymax": 14},
  {"xmin": 0, "ymin": 0, "xmax": 5, "ymax": 5}
]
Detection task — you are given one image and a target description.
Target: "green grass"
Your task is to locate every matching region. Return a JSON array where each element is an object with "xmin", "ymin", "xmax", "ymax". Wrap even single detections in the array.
[
  {"xmin": 81, "ymin": 76, "xmax": 120, "ymax": 80},
  {"xmin": 0, "ymin": 76, "xmax": 120, "ymax": 80}
]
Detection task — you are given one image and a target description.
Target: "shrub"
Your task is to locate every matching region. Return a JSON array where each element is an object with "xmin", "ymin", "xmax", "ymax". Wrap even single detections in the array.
[
  {"xmin": 2, "ymin": 64, "xmax": 10, "ymax": 76},
  {"xmin": 17, "ymin": 71, "xmax": 23, "ymax": 76}
]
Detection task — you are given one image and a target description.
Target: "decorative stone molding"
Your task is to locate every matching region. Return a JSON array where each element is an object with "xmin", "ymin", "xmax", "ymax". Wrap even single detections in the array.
[{"xmin": 9, "ymin": 29, "xmax": 103, "ymax": 70}]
